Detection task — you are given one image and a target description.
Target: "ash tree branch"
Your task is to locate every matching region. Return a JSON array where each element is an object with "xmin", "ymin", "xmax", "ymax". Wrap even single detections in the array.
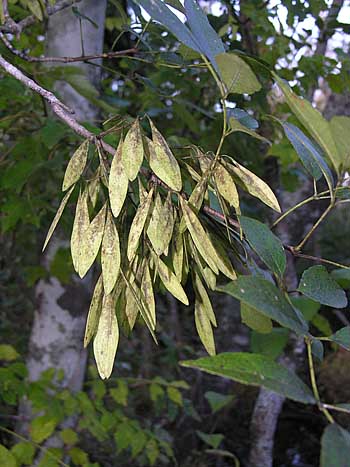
[
  {"xmin": 0, "ymin": 0, "xmax": 82, "ymax": 35},
  {"xmin": 1, "ymin": 51, "xmax": 347, "ymax": 276},
  {"xmin": 0, "ymin": 32, "xmax": 137, "ymax": 62}
]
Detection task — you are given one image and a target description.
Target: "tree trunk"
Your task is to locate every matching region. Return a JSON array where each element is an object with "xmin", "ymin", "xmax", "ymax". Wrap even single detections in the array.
[{"xmin": 18, "ymin": 0, "xmax": 107, "ymax": 436}]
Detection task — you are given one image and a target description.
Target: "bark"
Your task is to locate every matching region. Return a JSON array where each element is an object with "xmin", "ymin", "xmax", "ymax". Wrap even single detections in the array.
[
  {"xmin": 17, "ymin": 0, "xmax": 107, "ymax": 443},
  {"xmin": 248, "ymin": 194, "xmax": 304, "ymax": 467}
]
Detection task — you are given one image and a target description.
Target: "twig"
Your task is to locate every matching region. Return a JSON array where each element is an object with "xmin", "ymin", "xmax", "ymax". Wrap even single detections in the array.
[
  {"xmin": 0, "ymin": 0, "xmax": 82, "ymax": 35},
  {"xmin": 0, "ymin": 54, "xmax": 74, "ymax": 114},
  {"xmin": 0, "ymin": 32, "xmax": 137, "ymax": 62},
  {"xmin": 0, "ymin": 426, "xmax": 71, "ymax": 467},
  {"xmin": 285, "ymin": 246, "xmax": 350, "ymax": 270},
  {"xmin": 306, "ymin": 338, "xmax": 334, "ymax": 424},
  {"xmin": 295, "ymin": 202, "xmax": 335, "ymax": 251},
  {"xmin": 1, "ymin": 51, "xmax": 347, "ymax": 278}
]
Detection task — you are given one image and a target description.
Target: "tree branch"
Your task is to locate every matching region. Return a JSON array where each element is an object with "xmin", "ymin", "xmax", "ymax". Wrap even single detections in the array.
[
  {"xmin": 0, "ymin": 54, "xmax": 75, "ymax": 114},
  {"xmin": 0, "ymin": 32, "xmax": 137, "ymax": 62},
  {"xmin": 0, "ymin": 0, "xmax": 82, "ymax": 35},
  {"xmin": 1, "ymin": 51, "xmax": 347, "ymax": 278}
]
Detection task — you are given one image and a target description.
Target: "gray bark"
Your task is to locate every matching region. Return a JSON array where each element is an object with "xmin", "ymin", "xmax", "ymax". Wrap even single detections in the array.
[
  {"xmin": 46, "ymin": 0, "xmax": 107, "ymax": 121},
  {"xmin": 17, "ymin": 0, "xmax": 107, "ymax": 441}
]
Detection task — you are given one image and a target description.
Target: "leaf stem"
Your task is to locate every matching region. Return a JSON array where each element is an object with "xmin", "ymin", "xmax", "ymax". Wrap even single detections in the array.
[
  {"xmin": 200, "ymin": 54, "xmax": 227, "ymax": 159},
  {"xmin": 295, "ymin": 201, "xmax": 334, "ymax": 251},
  {"xmin": 306, "ymin": 338, "xmax": 334, "ymax": 424},
  {"xmin": 321, "ymin": 403, "xmax": 350, "ymax": 415},
  {"xmin": 271, "ymin": 190, "xmax": 330, "ymax": 228},
  {"xmin": 0, "ymin": 426, "xmax": 71, "ymax": 467}
]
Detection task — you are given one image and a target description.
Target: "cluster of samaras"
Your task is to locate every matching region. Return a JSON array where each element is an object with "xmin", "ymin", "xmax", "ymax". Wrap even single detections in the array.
[{"xmin": 43, "ymin": 117, "xmax": 280, "ymax": 379}]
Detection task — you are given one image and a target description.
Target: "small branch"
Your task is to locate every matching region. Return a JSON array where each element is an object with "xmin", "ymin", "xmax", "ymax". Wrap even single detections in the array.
[
  {"xmin": 0, "ymin": 54, "xmax": 74, "ymax": 114},
  {"xmin": 295, "ymin": 202, "xmax": 334, "ymax": 251},
  {"xmin": 0, "ymin": 32, "xmax": 137, "ymax": 63},
  {"xmin": 285, "ymin": 246, "xmax": 350, "ymax": 270},
  {"xmin": 306, "ymin": 338, "xmax": 334, "ymax": 424},
  {"xmin": 271, "ymin": 191, "xmax": 330, "ymax": 228},
  {"xmin": 322, "ymin": 403, "xmax": 350, "ymax": 415},
  {"xmin": 1, "ymin": 51, "xmax": 346, "ymax": 276},
  {"xmin": 0, "ymin": 0, "xmax": 81, "ymax": 35},
  {"xmin": 0, "ymin": 426, "xmax": 71, "ymax": 467}
]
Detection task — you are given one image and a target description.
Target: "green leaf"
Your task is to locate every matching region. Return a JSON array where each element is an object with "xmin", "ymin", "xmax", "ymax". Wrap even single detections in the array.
[
  {"xmin": 321, "ymin": 424, "xmax": 350, "ymax": 467},
  {"xmin": 196, "ymin": 431, "xmax": 224, "ymax": 449},
  {"xmin": 290, "ymin": 296, "xmax": 320, "ymax": 321},
  {"xmin": 26, "ymin": 0, "xmax": 44, "ymax": 21},
  {"xmin": 331, "ymin": 268, "xmax": 350, "ymax": 289},
  {"xmin": 229, "ymin": 108, "xmax": 259, "ymax": 129},
  {"xmin": 127, "ymin": 188, "xmax": 154, "ymax": 261},
  {"xmin": 43, "ymin": 186, "xmax": 75, "ymax": 251},
  {"xmin": 158, "ymin": 258, "xmax": 189, "ymax": 305},
  {"xmin": 115, "ymin": 422, "xmax": 134, "ymax": 452},
  {"xmin": 68, "ymin": 446, "xmax": 88, "ymax": 466},
  {"xmin": 214, "ymin": 162, "xmax": 240, "ymax": 209},
  {"xmin": 273, "ymin": 74, "xmax": 341, "ymax": 172},
  {"xmin": 146, "ymin": 438, "xmax": 159, "ymax": 466},
  {"xmin": 181, "ymin": 352, "xmax": 315, "ymax": 404},
  {"xmin": 229, "ymin": 117, "xmax": 270, "ymax": 143},
  {"xmin": 101, "ymin": 210, "xmax": 121, "ymax": 294},
  {"xmin": 11, "ymin": 441, "xmax": 35, "ymax": 466},
  {"xmin": 0, "ymin": 445, "xmax": 17, "ymax": 467},
  {"xmin": 218, "ymin": 276, "xmax": 308, "ymax": 335},
  {"xmin": 109, "ymin": 139, "xmax": 129, "ymax": 218},
  {"xmin": 251, "ymin": 328, "xmax": 289, "ymax": 359},
  {"xmin": 184, "ymin": 0, "xmax": 224, "ymax": 73},
  {"xmin": 311, "ymin": 339, "xmax": 324, "ymax": 362},
  {"xmin": 84, "ymin": 275, "xmax": 103, "ymax": 348},
  {"xmin": 216, "ymin": 53, "xmax": 261, "ymax": 95},
  {"xmin": 110, "ymin": 380, "xmax": 128, "ymax": 406},
  {"xmin": 30, "ymin": 415, "xmax": 58, "ymax": 443},
  {"xmin": 204, "ymin": 391, "xmax": 234, "ymax": 413},
  {"xmin": 297, "ymin": 265, "xmax": 348, "ymax": 308},
  {"xmin": 328, "ymin": 326, "xmax": 350, "ymax": 351},
  {"xmin": 121, "ymin": 119, "xmax": 144, "ymax": 181},
  {"xmin": 0, "ymin": 344, "xmax": 19, "ymax": 361},
  {"xmin": 93, "ymin": 293, "xmax": 119, "ymax": 379},
  {"xmin": 147, "ymin": 193, "xmax": 174, "ymax": 255},
  {"xmin": 60, "ymin": 428, "xmax": 78, "ymax": 445},
  {"xmin": 62, "ymin": 140, "xmax": 89, "ymax": 191},
  {"xmin": 195, "ymin": 300, "xmax": 216, "ymax": 356},
  {"xmin": 148, "ymin": 122, "xmax": 182, "ymax": 191},
  {"xmin": 228, "ymin": 160, "xmax": 281, "ymax": 212},
  {"xmin": 282, "ymin": 122, "xmax": 333, "ymax": 194},
  {"xmin": 329, "ymin": 116, "xmax": 350, "ymax": 170},
  {"xmin": 240, "ymin": 216, "xmax": 286, "ymax": 278},
  {"xmin": 150, "ymin": 383, "xmax": 164, "ymax": 402},
  {"xmin": 135, "ymin": 0, "xmax": 201, "ymax": 52},
  {"xmin": 180, "ymin": 197, "xmax": 219, "ymax": 274},
  {"xmin": 141, "ymin": 262, "xmax": 156, "ymax": 330},
  {"xmin": 167, "ymin": 386, "xmax": 183, "ymax": 406},
  {"xmin": 241, "ymin": 303, "xmax": 273, "ymax": 334},
  {"xmin": 194, "ymin": 273, "xmax": 217, "ymax": 326},
  {"xmin": 70, "ymin": 189, "xmax": 89, "ymax": 276},
  {"xmin": 79, "ymin": 203, "xmax": 106, "ymax": 278}
]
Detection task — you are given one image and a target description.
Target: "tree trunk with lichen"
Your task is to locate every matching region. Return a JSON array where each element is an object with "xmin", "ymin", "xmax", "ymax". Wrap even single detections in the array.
[{"xmin": 17, "ymin": 0, "xmax": 107, "ymax": 437}]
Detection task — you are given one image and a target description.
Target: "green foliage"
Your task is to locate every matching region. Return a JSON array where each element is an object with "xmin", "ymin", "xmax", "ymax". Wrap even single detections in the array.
[
  {"xmin": 298, "ymin": 265, "xmax": 348, "ymax": 309},
  {"xmin": 2, "ymin": 0, "xmax": 350, "ymax": 464},
  {"xmin": 321, "ymin": 424, "xmax": 350, "ymax": 467},
  {"xmin": 0, "ymin": 445, "xmax": 16, "ymax": 467},
  {"xmin": 181, "ymin": 352, "xmax": 315, "ymax": 404},
  {"xmin": 240, "ymin": 216, "xmax": 286, "ymax": 278},
  {"xmin": 0, "ymin": 349, "xmax": 190, "ymax": 466},
  {"xmin": 219, "ymin": 276, "xmax": 308, "ymax": 334}
]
